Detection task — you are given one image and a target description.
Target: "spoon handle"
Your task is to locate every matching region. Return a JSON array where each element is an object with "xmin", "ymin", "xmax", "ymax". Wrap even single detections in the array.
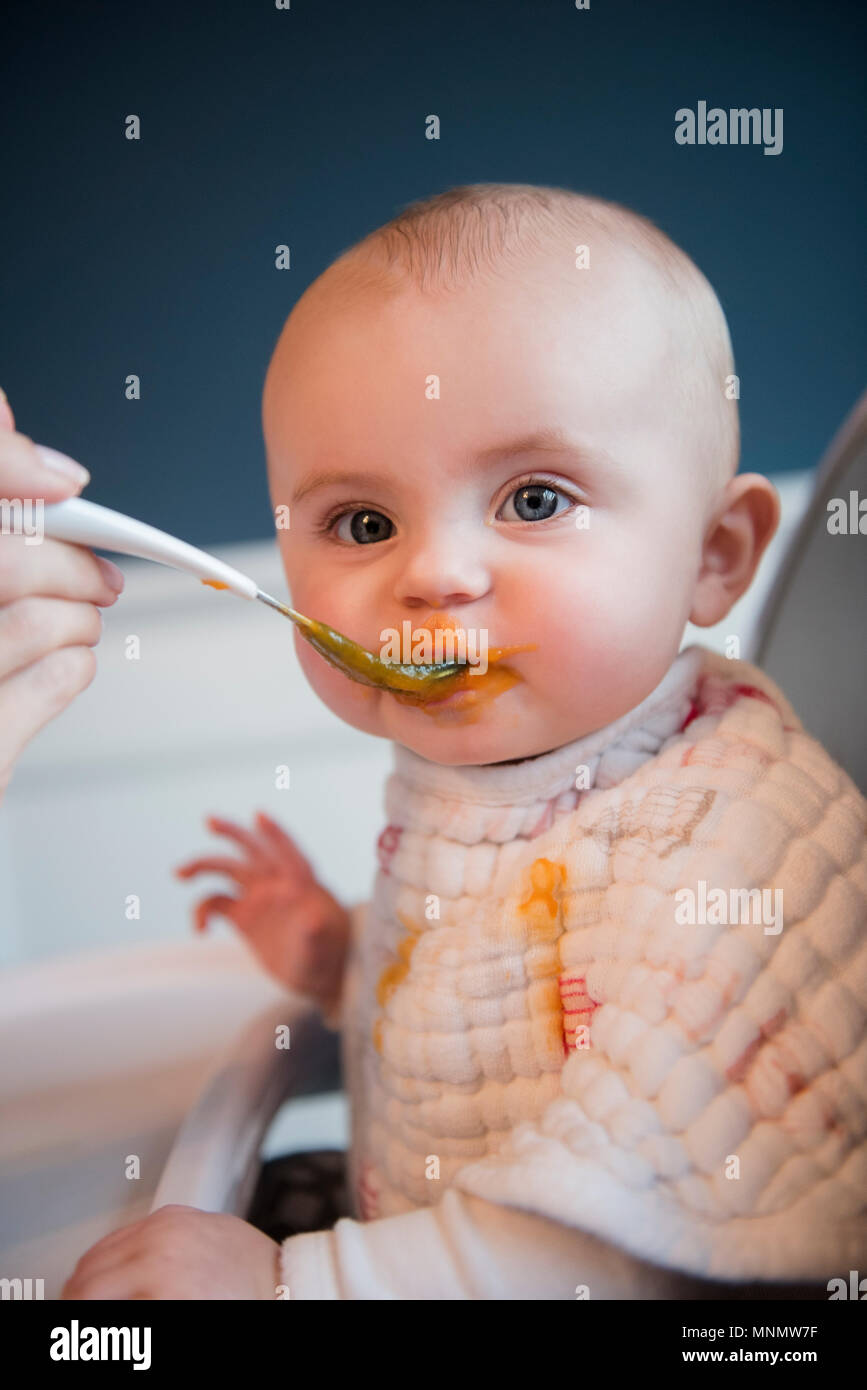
[{"xmin": 41, "ymin": 497, "xmax": 260, "ymax": 599}]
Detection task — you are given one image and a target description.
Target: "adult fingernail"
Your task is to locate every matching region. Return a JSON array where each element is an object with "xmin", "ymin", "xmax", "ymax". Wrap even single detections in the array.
[
  {"xmin": 0, "ymin": 386, "xmax": 8, "ymax": 405},
  {"xmin": 34, "ymin": 443, "xmax": 91, "ymax": 486},
  {"xmin": 96, "ymin": 556, "xmax": 125, "ymax": 591}
]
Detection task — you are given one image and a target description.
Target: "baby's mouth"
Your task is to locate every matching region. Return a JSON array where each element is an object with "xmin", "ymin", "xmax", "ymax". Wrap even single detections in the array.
[
  {"xmin": 278, "ymin": 601, "xmax": 534, "ymax": 705},
  {"xmin": 386, "ymin": 611, "xmax": 535, "ymax": 714}
]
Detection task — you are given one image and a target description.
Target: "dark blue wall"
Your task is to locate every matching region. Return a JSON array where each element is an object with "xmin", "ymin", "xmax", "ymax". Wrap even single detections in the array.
[{"xmin": 2, "ymin": 0, "xmax": 864, "ymax": 546}]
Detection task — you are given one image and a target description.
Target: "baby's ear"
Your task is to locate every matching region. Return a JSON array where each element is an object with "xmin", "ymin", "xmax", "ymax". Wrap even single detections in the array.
[{"xmin": 689, "ymin": 473, "xmax": 781, "ymax": 627}]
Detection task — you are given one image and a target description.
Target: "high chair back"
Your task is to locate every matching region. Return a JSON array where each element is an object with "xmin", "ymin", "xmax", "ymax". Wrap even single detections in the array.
[{"xmin": 748, "ymin": 388, "xmax": 867, "ymax": 797}]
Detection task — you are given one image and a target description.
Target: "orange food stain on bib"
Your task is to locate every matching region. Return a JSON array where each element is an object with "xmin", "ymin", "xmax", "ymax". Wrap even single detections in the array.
[
  {"xmin": 519, "ymin": 858, "xmax": 570, "ymax": 1059},
  {"xmin": 519, "ymin": 858, "xmax": 566, "ymax": 922},
  {"xmin": 373, "ymin": 913, "xmax": 425, "ymax": 1053},
  {"xmin": 376, "ymin": 912, "xmax": 423, "ymax": 1008},
  {"xmin": 519, "ymin": 856, "xmax": 568, "ymax": 965}
]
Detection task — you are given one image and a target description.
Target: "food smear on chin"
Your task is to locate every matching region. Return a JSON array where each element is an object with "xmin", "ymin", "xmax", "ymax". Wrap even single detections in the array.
[
  {"xmin": 391, "ymin": 653, "xmax": 529, "ymax": 720},
  {"xmin": 389, "ymin": 611, "xmax": 534, "ymax": 720}
]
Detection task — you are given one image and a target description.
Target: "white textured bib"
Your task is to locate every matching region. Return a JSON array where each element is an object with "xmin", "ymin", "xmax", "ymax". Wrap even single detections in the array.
[{"xmin": 338, "ymin": 644, "xmax": 867, "ymax": 1282}]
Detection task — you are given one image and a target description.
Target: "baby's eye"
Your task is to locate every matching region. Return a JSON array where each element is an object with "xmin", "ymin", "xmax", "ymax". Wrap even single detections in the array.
[
  {"xmin": 498, "ymin": 482, "xmax": 575, "ymax": 523},
  {"xmin": 333, "ymin": 509, "xmax": 394, "ymax": 544}
]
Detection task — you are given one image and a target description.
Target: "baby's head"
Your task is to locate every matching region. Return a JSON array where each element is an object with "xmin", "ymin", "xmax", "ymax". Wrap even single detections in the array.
[{"xmin": 262, "ymin": 183, "xmax": 779, "ymax": 766}]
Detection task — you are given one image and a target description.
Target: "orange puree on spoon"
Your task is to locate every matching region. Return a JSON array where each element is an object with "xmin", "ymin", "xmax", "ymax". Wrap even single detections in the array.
[{"xmin": 201, "ymin": 583, "xmax": 534, "ymax": 706}]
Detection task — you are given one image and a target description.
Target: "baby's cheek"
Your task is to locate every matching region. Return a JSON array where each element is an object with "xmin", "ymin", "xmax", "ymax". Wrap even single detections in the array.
[
  {"xmin": 533, "ymin": 569, "xmax": 678, "ymax": 729},
  {"xmin": 530, "ymin": 576, "xmax": 617, "ymax": 670},
  {"xmin": 293, "ymin": 636, "xmax": 385, "ymax": 734}
]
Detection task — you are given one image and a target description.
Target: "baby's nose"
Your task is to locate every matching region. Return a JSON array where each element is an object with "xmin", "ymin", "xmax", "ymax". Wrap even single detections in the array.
[{"xmin": 394, "ymin": 537, "xmax": 492, "ymax": 610}]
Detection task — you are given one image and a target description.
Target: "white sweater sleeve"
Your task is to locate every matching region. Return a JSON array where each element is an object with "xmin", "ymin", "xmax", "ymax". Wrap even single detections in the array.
[{"xmin": 278, "ymin": 1188, "xmax": 699, "ymax": 1300}]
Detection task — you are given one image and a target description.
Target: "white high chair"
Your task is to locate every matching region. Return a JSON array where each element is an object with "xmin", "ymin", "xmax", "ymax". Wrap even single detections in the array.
[
  {"xmin": 748, "ymin": 388, "xmax": 867, "ymax": 797},
  {"xmin": 150, "ymin": 387, "xmax": 867, "ymax": 1224},
  {"xmin": 147, "ymin": 991, "xmax": 344, "ymax": 1219}
]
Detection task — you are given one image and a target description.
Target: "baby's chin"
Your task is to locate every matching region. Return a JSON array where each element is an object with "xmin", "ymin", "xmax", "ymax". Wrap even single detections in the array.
[
  {"xmin": 375, "ymin": 691, "xmax": 576, "ymax": 766},
  {"xmin": 304, "ymin": 661, "xmax": 594, "ymax": 766}
]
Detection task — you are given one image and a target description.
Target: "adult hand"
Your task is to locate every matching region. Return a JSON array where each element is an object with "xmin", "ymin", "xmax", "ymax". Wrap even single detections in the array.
[{"xmin": 0, "ymin": 388, "xmax": 125, "ymax": 800}]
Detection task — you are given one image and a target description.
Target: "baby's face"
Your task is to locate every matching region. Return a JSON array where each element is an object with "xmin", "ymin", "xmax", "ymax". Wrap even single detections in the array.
[{"xmin": 263, "ymin": 249, "xmax": 712, "ymax": 765}]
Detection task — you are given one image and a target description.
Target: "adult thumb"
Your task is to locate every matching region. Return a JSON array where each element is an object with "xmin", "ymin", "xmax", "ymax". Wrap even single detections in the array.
[{"xmin": 0, "ymin": 386, "xmax": 15, "ymax": 431}]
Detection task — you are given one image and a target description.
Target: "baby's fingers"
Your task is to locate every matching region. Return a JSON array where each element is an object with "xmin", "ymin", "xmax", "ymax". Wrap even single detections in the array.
[
  {"xmin": 204, "ymin": 815, "xmax": 270, "ymax": 865},
  {"xmin": 253, "ymin": 810, "xmax": 313, "ymax": 877},
  {"xmin": 192, "ymin": 885, "xmax": 279, "ymax": 935},
  {"xmin": 192, "ymin": 893, "xmax": 239, "ymax": 933},
  {"xmin": 174, "ymin": 854, "xmax": 255, "ymax": 887}
]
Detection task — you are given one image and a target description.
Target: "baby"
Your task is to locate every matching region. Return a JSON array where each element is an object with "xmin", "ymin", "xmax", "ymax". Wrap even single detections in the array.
[{"xmin": 64, "ymin": 183, "xmax": 867, "ymax": 1300}]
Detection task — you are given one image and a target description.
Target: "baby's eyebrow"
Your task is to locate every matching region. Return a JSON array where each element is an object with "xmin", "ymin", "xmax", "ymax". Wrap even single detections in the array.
[
  {"xmin": 471, "ymin": 427, "xmax": 620, "ymax": 476},
  {"xmin": 291, "ymin": 429, "xmax": 620, "ymax": 505},
  {"xmin": 291, "ymin": 470, "xmax": 393, "ymax": 505}
]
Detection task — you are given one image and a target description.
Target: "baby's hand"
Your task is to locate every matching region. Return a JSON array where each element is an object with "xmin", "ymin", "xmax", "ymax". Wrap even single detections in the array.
[
  {"xmin": 61, "ymin": 1205, "xmax": 282, "ymax": 1300},
  {"xmin": 174, "ymin": 811, "xmax": 351, "ymax": 1014}
]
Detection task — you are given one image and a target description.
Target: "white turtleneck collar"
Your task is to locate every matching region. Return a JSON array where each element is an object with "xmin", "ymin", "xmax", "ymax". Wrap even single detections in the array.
[{"xmin": 390, "ymin": 643, "xmax": 708, "ymax": 809}]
